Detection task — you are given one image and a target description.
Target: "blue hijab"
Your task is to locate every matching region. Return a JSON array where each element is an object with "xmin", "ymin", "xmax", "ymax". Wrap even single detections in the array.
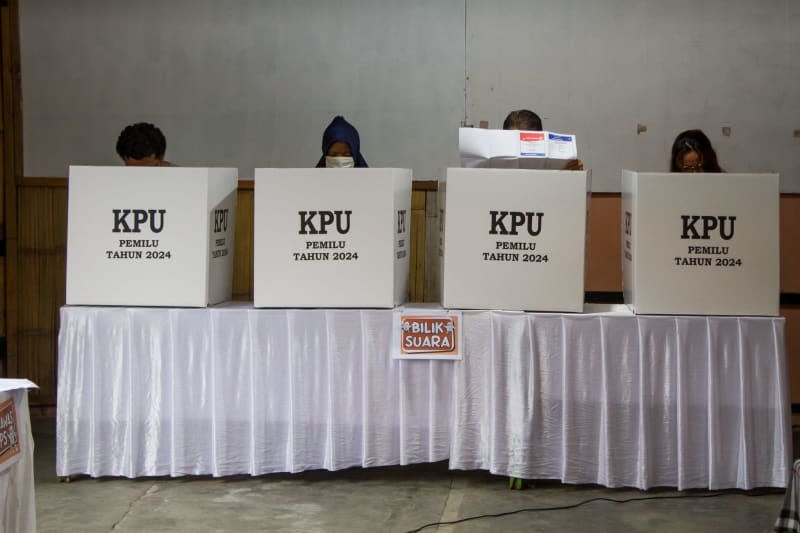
[{"xmin": 315, "ymin": 116, "xmax": 369, "ymax": 168}]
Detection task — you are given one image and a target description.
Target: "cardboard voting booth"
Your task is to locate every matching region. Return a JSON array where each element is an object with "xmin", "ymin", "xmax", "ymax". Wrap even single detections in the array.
[
  {"xmin": 442, "ymin": 168, "xmax": 589, "ymax": 312},
  {"xmin": 622, "ymin": 171, "xmax": 779, "ymax": 316},
  {"xmin": 66, "ymin": 166, "xmax": 238, "ymax": 307},
  {"xmin": 254, "ymin": 168, "xmax": 412, "ymax": 308}
]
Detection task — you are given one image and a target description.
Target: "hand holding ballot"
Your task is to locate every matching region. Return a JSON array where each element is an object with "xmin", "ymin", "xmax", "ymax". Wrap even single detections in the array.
[
  {"xmin": 562, "ymin": 159, "xmax": 584, "ymax": 171},
  {"xmin": 498, "ymin": 108, "xmax": 583, "ymax": 170},
  {"xmin": 458, "ymin": 127, "xmax": 580, "ymax": 170}
]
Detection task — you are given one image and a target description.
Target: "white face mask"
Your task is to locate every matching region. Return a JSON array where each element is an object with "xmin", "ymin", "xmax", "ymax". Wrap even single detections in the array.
[{"xmin": 325, "ymin": 156, "xmax": 355, "ymax": 168}]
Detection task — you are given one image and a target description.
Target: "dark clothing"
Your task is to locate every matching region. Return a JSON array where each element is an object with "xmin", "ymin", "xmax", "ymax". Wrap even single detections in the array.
[{"xmin": 315, "ymin": 116, "xmax": 368, "ymax": 168}]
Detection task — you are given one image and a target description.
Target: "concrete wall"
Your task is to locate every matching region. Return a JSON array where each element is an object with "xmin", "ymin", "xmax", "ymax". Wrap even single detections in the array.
[
  {"xmin": 20, "ymin": 0, "xmax": 800, "ymax": 190},
  {"xmin": 467, "ymin": 1, "xmax": 800, "ymax": 191},
  {"xmin": 20, "ymin": 0, "xmax": 465, "ymax": 179}
]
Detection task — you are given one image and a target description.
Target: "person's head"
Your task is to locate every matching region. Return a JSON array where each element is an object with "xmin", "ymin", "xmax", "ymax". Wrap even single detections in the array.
[
  {"xmin": 116, "ymin": 123, "xmax": 168, "ymax": 166},
  {"xmin": 316, "ymin": 116, "xmax": 368, "ymax": 168},
  {"xmin": 670, "ymin": 129, "xmax": 722, "ymax": 173},
  {"xmin": 502, "ymin": 109, "xmax": 543, "ymax": 131}
]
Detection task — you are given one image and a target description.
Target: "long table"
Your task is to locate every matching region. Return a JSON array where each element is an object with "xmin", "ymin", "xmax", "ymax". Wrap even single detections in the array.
[{"xmin": 57, "ymin": 303, "xmax": 790, "ymax": 490}]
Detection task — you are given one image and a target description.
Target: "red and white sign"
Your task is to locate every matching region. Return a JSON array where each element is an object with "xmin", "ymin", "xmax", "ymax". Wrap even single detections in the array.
[
  {"xmin": 0, "ymin": 398, "xmax": 20, "ymax": 468},
  {"xmin": 393, "ymin": 309, "xmax": 462, "ymax": 360},
  {"xmin": 519, "ymin": 132, "xmax": 546, "ymax": 157}
]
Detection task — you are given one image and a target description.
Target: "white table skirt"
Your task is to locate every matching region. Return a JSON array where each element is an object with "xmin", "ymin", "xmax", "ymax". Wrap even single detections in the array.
[{"xmin": 57, "ymin": 304, "xmax": 790, "ymax": 490}]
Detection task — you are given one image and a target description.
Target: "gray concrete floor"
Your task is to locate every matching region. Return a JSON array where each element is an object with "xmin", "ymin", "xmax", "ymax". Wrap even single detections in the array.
[{"xmin": 32, "ymin": 417, "xmax": 784, "ymax": 533}]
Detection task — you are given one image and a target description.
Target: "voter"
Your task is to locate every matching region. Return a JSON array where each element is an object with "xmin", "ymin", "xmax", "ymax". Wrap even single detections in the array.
[
  {"xmin": 503, "ymin": 109, "xmax": 583, "ymax": 170},
  {"xmin": 670, "ymin": 129, "xmax": 723, "ymax": 173},
  {"xmin": 502, "ymin": 109, "xmax": 543, "ymax": 131},
  {"xmin": 116, "ymin": 122, "xmax": 172, "ymax": 167},
  {"xmin": 315, "ymin": 115, "xmax": 369, "ymax": 168}
]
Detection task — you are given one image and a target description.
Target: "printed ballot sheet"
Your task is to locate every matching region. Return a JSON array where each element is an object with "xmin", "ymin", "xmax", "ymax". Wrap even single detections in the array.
[{"xmin": 458, "ymin": 128, "xmax": 577, "ymax": 169}]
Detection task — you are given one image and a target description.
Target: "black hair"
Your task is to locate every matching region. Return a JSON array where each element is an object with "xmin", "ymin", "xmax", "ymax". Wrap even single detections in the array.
[
  {"xmin": 116, "ymin": 122, "xmax": 167, "ymax": 161},
  {"xmin": 502, "ymin": 109, "xmax": 543, "ymax": 131},
  {"xmin": 670, "ymin": 129, "xmax": 722, "ymax": 172}
]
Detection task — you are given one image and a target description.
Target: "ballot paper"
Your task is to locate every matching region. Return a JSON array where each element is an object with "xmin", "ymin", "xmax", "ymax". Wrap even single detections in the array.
[{"xmin": 458, "ymin": 128, "xmax": 578, "ymax": 169}]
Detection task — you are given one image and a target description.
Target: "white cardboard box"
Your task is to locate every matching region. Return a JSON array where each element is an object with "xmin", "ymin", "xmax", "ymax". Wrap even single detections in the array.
[
  {"xmin": 66, "ymin": 166, "xmax": 238, "ymax": 307},
  {"xmin": 442, "ymin": 168, "xmax": 588, "ymax": 311},
  {"xmin": 622, "ymin": 171, "xmax": 779, "ymax": 316},
  {"xmin": 254, "ymin": 168, "xmax": 411, "ymax": 308}
]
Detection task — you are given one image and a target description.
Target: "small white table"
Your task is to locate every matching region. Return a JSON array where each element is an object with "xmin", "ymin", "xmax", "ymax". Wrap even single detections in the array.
[{"xmin": 0, "ymin": 379, "xmax": 37, "ymax": 533}]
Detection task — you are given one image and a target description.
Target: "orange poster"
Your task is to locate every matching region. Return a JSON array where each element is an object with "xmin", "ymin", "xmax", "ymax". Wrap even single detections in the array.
[{"xmin": 393, "ymin": 310, "xmax": 462, "ymax": 360}]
